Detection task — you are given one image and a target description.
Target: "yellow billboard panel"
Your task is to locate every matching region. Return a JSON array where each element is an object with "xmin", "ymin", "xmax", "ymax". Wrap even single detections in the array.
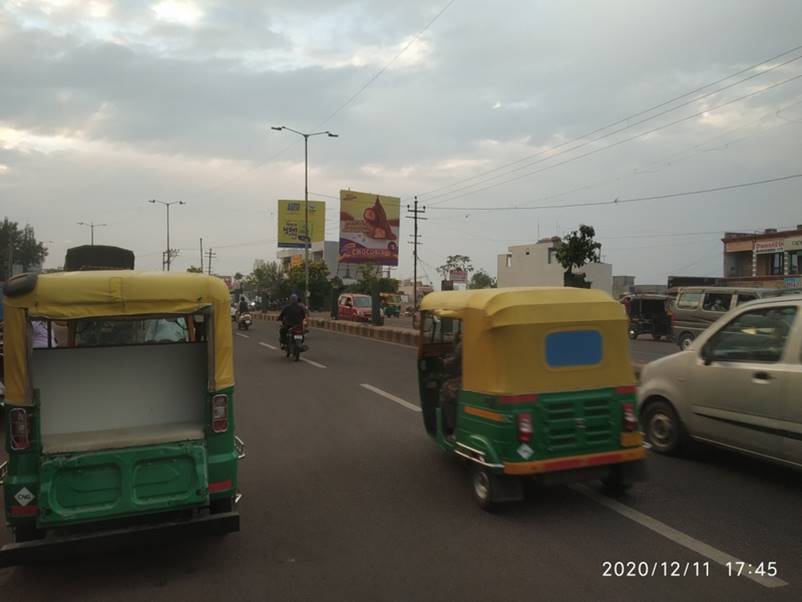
[
  {"xmin": 278, "ymin": 200, "xmax": 325, "ymax": 248},
  {"xmin": 339, "ymin": 190, "xmax": 400, "ymax": 266}
]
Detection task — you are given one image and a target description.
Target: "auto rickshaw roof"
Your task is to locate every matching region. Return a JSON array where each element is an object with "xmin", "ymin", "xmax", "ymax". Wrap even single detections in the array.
[
  {"xmin": 4, "ymin": 270, "xmax": 231, "ymax": 318},
  {"xmin": 420, "ymin": 287, "xmax": 625, "ymax": 327}
]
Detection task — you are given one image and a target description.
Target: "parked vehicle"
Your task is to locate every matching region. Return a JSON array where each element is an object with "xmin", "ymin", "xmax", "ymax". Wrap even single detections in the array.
[
  {"xmin": 671, "ymin": 286, "xmax": 782, "ymax": 350},
  {"xmin": 638, "ymin": 294, "xmax": 801, "ymax": 468},
  {"xmin": 1, "ymin": 271, "xmax": 244, "ymax": 563},
  {"xmin": 417, "ymin": 287, "xmax": 647, "ymax": 511},
  {"xmin": 379, "ymin": 293, "xmax": 402, "ymax": 318},
  {"xmin": 337, "ymin": 293, "xmax": 383, "ymax": 324},
  {"xmin": 238, "ymin": 312, "xmax": 252, "ymax": 330},
  {"xmin": 621, "ymin": 294, "xmax": 672, "ymax": 341}
]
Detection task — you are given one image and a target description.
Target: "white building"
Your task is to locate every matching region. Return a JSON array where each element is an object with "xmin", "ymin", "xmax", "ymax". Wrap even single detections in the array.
[{"xmin": 496, "ymin": 238, "xmax": 613, "ymax": 295}]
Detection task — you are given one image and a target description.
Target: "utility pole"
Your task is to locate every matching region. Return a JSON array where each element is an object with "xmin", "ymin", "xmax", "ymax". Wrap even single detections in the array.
[
  {"xmin": 200, "ymin": 237, "xmax": 204, "ymax": 273},
  {"xmin": 78, "ymin": 222, "xmax": 107, "ymax": 246},
  {"xmin": 206, "ymin": 248, "xmax": 217, "ymax": 275},
  {"xmin": 406, "ymin": 196, "xmax": 426, "ymax": 309}
]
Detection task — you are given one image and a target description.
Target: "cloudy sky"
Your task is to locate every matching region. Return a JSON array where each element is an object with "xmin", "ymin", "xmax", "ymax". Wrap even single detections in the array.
[{"xmin": 2, "ymin": 0, "xmax": 801, "ymax": 284}]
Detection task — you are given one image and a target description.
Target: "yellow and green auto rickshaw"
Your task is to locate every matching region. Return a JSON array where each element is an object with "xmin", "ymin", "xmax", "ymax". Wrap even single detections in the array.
[
  {"xmin": 418, "ymin": 287, "xmax": 647, "ymax": 510},
  {"xmin": 1, "ymin": 270, "xmax": 244, "ymax": 563}
]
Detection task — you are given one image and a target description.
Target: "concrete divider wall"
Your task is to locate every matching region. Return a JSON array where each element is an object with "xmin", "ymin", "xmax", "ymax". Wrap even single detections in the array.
[{"xmin": 252, "ymin": 312, "xmax": 644, "ymax": 376}]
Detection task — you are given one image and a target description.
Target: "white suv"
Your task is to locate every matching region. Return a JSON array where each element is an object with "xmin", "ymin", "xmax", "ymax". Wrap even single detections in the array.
[{"xmin": 638, "ymin": 294, "xmax": 802, "ymax": 468}]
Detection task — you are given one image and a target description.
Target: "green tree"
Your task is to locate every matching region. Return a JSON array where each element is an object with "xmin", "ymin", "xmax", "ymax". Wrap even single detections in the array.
[
  {"xmin": 347, "ymin": 265, "xmax": 399, "ymax": 295},
  {"xmin": 1, "ymin": 218, "xmax": 49, "ymax": 279},
  {"xmin": 186, "ymin": 265, "xmax": 203, "ymax": 273},
  {"xmin": 286, "ymin": 261, "xmax": 331, "ymax": 310},
  {"xmin": 468, "ymin": 269, "xmax": 496, "ymax": 289},
  {"xmin": 555, "ymin": 224, "xmax": 601, "ymax": 288},
  {"xmin": 437, "ymin": 254, "xmax": 473, "ymax": 281},
  {"xmin": 246, "ymin": 260, "xmax": 286, "ymax": 304}
]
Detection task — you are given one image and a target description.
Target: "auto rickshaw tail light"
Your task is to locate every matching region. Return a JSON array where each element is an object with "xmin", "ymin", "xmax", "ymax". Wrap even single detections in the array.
[
  {"xmin": 211, "ymin": 394, "xmax": 229, "ymax": 433},
  {"xmin": 517, "ymin": 412, "xmax": 533, "ymax": 442},
  {"xmin": 9, "ymin": 408, "xmax": 32, "ymax": 451},
  {"xmin": 622, "ymin": 403, "xmax": 638, "ymax": 432}
]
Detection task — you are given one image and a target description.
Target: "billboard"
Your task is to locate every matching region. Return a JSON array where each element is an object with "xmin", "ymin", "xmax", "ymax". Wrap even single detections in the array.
[
  {"xmin": 339, "ymin": 190, "xmax": 400, "ymax": 265},
  {"xmin": 278, "ymin": 200, "xmax": 325, "ymax": 248},
  {"xmin": 449, "ymin": 269, "xmax": 467, "ymax": 283}
]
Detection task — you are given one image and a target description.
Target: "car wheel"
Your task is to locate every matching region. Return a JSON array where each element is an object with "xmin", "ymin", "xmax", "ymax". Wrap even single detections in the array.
[
  {"xmin": 643, "ymin": 399, "xmax": 686, "ymax": 455},
  {"xmin": 678, "ymin": 332, "xmax": 694, "ymax": 350}
]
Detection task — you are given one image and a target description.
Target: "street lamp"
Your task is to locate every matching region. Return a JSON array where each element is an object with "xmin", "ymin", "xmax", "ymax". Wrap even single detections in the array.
[
  {"xmin": 77, "ymin": 221, "xmax": 107, "ymax": 246},
  {"xmin": 148, "ymin": 199, "xmax": 186, "ymax": 271},
  {"xmin": 270, "ymin": 125, "xmax": 338, "ymax": 306}
]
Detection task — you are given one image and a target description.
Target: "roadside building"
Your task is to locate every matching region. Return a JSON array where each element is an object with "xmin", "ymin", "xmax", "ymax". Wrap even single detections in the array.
[
  {"xmin": 613, "ymin": 275, "xmax": 635, "ymax": 298},
  {"xmin": 722, "ymin": 225, "xmax": 802, "ymax": 289},
  {"xmin": 277, "ymin": 240, "xmax": 355, "ymax": 283},
  {"xmin": 496, "ymin": 238, "xmax": 613, "ymax": 295}
]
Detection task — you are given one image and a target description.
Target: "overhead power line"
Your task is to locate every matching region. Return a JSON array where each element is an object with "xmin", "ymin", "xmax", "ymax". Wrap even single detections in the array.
[
  {"xmin": 420, "ymin": 42, "xmax": 802, "ymax": 204},
  {"xmin": 315, "ymin": 0, "xmax": 457, "ymax": 129},
  {"xmin": 427, "ymin": 173, "xmax": 802, "ymax": 212},
  {"xmin": 423, "ymin": 72, "xmax": 802, "ymax": 207},
  {"xmin": 186, "ymin": 1, "xmax": 456, "ymax": 204}
]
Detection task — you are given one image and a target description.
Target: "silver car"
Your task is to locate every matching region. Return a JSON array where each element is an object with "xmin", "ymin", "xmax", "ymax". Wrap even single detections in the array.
[{"xmin": 638, "ymin": 294, "xmax": 802, "ymax": 468}]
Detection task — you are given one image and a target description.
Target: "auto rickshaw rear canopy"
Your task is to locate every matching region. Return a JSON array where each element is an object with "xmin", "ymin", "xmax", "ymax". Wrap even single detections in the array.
[
  {"xmin": 2, "ymin": 271, "xmax": 234, "ymax": 406},
  {"xmin": 419, "ymin": 287, "xmax": 634, "ymax": 395}
]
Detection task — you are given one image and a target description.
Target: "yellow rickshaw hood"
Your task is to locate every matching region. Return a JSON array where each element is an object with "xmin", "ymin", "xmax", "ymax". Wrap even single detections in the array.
[{"xmin": 3, "ymin": 271, "xmax": 234, "ymax": 406}]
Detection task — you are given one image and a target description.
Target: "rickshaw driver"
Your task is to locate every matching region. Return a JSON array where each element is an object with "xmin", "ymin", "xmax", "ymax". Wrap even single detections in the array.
[{"xmin": 440, "ymin": 331, "xmax": 463, "ymax": 439}]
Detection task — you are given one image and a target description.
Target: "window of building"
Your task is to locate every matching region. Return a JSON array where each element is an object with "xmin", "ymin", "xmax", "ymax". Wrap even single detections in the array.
[
  {"xmin": 790, "ymin": 251, "xmax": 801, "ymax": 275},
  {"xmin": 505, "ymin": 254, "xmax": 512, "ymax": 268},
  {"xmin": 770, "ymin": 252, "xmax": 784, "ymax": 275},
  {"xmin": 547, "ymin": 248, "xmax": 557, "ymax": 264}
]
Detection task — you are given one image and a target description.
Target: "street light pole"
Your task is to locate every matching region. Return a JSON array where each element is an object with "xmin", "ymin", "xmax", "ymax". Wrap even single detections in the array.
[
  {"xmin": 148, "ymin": 199, "xmax": 185, "ymax": 271},
  {"xmin": 77, "ymin": 222, "xmax": 107, "ymax": 246},
  {"xmin": 271, "ymin": 125, "xmax": 338, "ymax": 307}
]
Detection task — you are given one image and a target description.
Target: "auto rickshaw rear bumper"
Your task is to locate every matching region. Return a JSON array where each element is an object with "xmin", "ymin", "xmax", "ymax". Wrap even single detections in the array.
[
  {"xmin": 0, "ymin": 509, "xmax": 240, "ymax": 568},
  {"xmin": 502, "ymin": 446, "xmax": 647, "ymax": 476}
]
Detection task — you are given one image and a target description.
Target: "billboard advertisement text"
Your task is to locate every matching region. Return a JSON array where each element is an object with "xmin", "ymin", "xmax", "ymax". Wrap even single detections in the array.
[
  {"xmin": 339, "ymin": 190, "xmax": 400, "ymax": 266},
  {"xmin": 278, "ymin": 200, "xmax": 325, "ymax": 248}
]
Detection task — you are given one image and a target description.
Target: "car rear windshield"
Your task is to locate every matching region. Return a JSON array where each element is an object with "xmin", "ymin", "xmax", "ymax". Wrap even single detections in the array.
[{"xmin": 354, "ymin": 297, "xmax": 371, "ymax": 307}]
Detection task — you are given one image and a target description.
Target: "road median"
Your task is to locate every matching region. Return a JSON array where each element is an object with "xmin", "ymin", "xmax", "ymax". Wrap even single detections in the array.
[{"xmin": 252, "ymin": 312, "xmax": 646, "ymax": 376}]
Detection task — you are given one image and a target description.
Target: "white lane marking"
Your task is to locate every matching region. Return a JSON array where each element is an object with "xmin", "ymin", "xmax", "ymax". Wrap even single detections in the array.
[
  {"xmin": 360, "ymin": 384, "xmax": 421, "ymax": 413},
  {"xmin": 235, "ymin": 333, "xmax": 250, "ymax": 339},
  {"xmin": 307, "ymin": 326, "xmax": 416, "ymax": 349},
  {"xmin": 572, "ymin": 484, "xmax": 788, "ymax": 589},
  {"xmin": 301, "ymin": 358, "xmax": 326, "ymax": 369},
  {"xmin": 259, "ymin": 342, "xmax": 277, "ymax": 350}
]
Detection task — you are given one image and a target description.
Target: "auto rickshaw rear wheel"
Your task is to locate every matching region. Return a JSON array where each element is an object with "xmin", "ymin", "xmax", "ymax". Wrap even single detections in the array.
[
  {"xmin": 471, "ymin": 466, "xmax": 497, "ymax": 512},
  {"xmin": 14, "ymin": 525, "xmax": 45, "ymax": 543},
  {"xmin": 601, "ymin": 466, "xmax": 633, "ymax": 495},
  {"xmin": 210, "ymin": 496, "xmax": 233, "ymax": 515}
]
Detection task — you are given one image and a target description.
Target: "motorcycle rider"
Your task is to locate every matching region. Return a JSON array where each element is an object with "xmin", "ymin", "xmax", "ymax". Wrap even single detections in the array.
[
  {"xmin": 237, "ymin": 295, "xmax": 249, "ymax": 321},
  {"xmin": 278, "ymin": 293, "xmax": 308, "ymax": 347}
]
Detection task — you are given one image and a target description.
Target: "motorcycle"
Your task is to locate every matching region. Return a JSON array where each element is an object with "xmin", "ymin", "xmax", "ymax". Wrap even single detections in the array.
[
  {"xmin": 237, "ymin": 312, "xmax": 252, "ymax": 331},
  {"xmin": 283, "ymin": 323, "xmax": 306, "ymax": 361}
]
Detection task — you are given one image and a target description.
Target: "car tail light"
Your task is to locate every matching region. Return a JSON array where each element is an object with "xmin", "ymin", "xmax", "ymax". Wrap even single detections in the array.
[
  {"xmin": 9, "ymin": 408, "xmax": 32, "ymax": 451},
  {"xmin": 517, "ymin": 412, "xmax": 533, "ymax": 442},
  {"xmin": 622, "ymin": 403, "xmax": 638, "ymax": 432},
  {"xmin": 211, "ymin": 394, "xmax": 229, "ymax": 433}
]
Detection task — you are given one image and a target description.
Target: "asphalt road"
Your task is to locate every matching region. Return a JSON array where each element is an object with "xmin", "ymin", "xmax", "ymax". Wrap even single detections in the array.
[{"xmin": 1, "ymin": 323, "xmax": 801, "ymax": 601}]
